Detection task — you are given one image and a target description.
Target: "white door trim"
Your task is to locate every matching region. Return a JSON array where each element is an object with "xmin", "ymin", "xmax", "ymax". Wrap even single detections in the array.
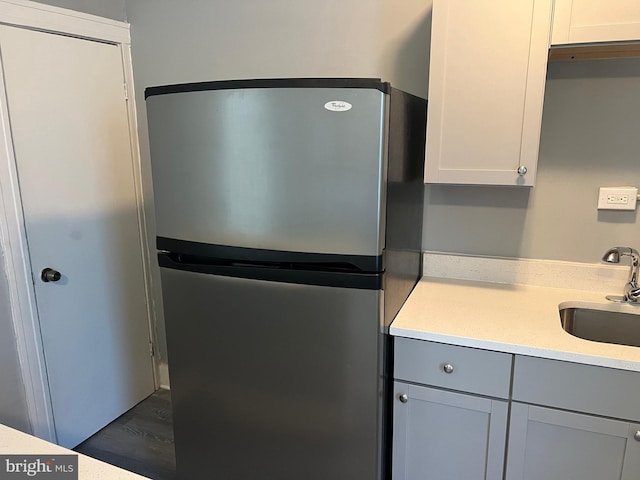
[
  {"xmin": 0, "ymin": 0, "xmax": 129, "ymax": 44},
  {"xmin": 121, "ymin": 43, "xmax": 161, "ymax": 389},
  {"xmin": 0, "ymin": 0, "xmax": 157, "ymax": 442}
]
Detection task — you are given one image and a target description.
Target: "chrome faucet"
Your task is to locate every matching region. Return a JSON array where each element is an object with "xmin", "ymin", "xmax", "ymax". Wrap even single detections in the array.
[{"xmin": 602, "ymin": 247, "xmax": 640, "ymax": 303}]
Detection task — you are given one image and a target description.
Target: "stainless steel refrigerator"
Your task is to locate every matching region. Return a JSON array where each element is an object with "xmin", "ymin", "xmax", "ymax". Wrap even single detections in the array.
[{"xmin": 145, "ymin": 78, "xmax": 425, "ymax": 480}]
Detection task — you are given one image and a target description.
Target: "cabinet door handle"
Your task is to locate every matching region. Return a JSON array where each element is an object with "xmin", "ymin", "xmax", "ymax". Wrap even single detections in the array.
[
  {"xmin": 634, "ymin": 431, "xmax": 640, "ymax": 441},
  {"xmin": 443, "ymin": 363, "xmax": 454, "ymax": 374},
  {"xmin": 517, "ymin": 165, "xmax": 528, "ymax": 176},
  {"xmin": 399, "ymin": 394, "xmax": 408, "ymax": 403}
]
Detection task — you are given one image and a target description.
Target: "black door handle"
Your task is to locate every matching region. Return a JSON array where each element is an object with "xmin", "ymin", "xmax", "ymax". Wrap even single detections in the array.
[{"xmin": 41, "ymin": 268, "xmax": 61, "ymax": 283}]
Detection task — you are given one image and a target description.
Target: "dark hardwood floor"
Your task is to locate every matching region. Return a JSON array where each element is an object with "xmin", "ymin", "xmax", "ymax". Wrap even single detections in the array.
[{"xmin": 74, "ymin": 388, "xmax": 176, "ymax": 480}]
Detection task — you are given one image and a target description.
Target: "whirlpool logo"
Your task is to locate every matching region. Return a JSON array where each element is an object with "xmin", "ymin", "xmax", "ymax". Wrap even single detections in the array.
[
  {"xmin": 0, "ymin": 455, "xmax": 77, "ymax": 479},
  {"xmin": 324, "ymin": 100, "xmax": 353, "ymax": 112}
]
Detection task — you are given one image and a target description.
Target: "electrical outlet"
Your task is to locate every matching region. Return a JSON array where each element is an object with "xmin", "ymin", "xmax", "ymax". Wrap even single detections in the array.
[{"xmin": 598, "ymin": 187, "xmax": 638, "ymax": 210}]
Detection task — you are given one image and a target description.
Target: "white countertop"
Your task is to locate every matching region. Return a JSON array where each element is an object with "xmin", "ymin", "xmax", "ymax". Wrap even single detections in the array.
[
  {"xmin": 390, "ymin": 254, "xmax": 640, "ymax": 372},
  {"xmin": 0, "ymin": 424, "xmax": 149, "ymax": 479}
]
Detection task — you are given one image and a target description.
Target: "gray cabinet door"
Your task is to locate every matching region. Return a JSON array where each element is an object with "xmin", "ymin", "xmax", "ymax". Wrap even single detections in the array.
[
  {"xmin": 392, "ymin": 382, "xmax": 508, "ymax": 480},
  {"xmin": 506, "ymin": 402, "xmax": 640, "ymax": 480}
]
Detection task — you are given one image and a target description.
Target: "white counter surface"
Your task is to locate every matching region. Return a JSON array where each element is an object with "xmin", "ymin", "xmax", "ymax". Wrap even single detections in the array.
[
  {"xmin": 0, "ymin": 424, "xmax": 149, "ymax": 479},
  {"xmin": 390, "ymin": 257, "xmax": 640, "ymax": 372}
]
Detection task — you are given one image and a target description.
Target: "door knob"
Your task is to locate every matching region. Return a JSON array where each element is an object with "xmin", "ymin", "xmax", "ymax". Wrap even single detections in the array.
[{"xmin": 41, "ymin": 268, "xmax": 61, "ymax": 283}]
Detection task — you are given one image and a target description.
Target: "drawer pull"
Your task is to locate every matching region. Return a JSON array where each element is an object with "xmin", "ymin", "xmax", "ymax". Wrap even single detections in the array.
[
  {"xmin": 399, "ymin": 394, "xmax": 408, "ymax": 403},
  {"xmin": 443, "ymin": 363, "xmax": 454, "ymax": 374},
  {"xmin": 634, "ymin": 431, "xmax": 640, "ymax": 442}
]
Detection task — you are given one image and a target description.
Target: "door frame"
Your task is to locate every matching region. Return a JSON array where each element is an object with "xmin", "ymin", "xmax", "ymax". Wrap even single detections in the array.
[{"xmin": 0, "ymin": 0, "xmax": 158, "ymax": 442}]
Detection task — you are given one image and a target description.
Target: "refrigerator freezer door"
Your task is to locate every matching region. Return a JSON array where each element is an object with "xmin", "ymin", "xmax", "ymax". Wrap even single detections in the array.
[
  {"xmin": 147, "ymin": 87, "xmax": 387, "ymax": 257},
  {"xmin": 161, "ymin": 266, "xmax": 383, "ymax": 480}
]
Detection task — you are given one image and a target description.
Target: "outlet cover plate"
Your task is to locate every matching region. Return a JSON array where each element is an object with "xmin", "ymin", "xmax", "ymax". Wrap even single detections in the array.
[{"xmin": 598, "ymin": 187, "xmax": 638, "ymax": 210}]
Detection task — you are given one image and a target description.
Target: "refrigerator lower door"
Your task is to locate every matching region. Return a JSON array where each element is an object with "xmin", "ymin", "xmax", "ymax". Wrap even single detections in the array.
[{"xmin": 161, "ymin": 266, "xmax": 384, "ymax": 480}]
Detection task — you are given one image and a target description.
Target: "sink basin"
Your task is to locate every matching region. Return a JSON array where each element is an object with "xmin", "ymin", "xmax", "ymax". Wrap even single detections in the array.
[{"xmin": 560, "ymin": 307, "xmax": 640, "ymax": 347}]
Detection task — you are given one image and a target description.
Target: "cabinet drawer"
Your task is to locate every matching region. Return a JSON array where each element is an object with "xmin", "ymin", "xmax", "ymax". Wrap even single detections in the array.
[
  {"xmin": 513, "ymin": 355, "xmax": 640, "ymax": 422},
  {"xmin": 394, "ymin": 337, "xmax": 512, "ymax": 399}
]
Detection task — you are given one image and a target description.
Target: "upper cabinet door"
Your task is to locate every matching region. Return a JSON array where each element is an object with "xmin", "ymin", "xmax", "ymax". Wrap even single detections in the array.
[
  {"xmin": 424, "ymin": 0, "xmax": 553, "ymax": 186},
  {"xmin": 552, "ymin": 0, "xmax": 640, "ymax": 45}
]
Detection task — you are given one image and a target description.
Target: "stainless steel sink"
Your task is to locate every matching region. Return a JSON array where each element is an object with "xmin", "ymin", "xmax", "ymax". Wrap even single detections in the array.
[{"xmin": 560, "ymin": 307, "xmax": 640, "ymax": 347}]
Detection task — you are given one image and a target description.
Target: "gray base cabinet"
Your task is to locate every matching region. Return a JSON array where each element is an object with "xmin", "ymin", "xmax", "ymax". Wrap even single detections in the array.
[
  {"xmin": 393, "ymin": 382, "xmax": 508, "ymax": 480},
  {"xmin": 392, "ymin": 338, "xmax": 640, "ymax": 480},
  {"xmin": 506, "ymin": 402, "xmax": 640, "ymax": 480},
  {"xmin": 392, "ymin": 338, "xmax": 512, "ymax": 480},
  {"xmin": 507, "ymin": 355, "xmax": 640, "ymax": 480}
]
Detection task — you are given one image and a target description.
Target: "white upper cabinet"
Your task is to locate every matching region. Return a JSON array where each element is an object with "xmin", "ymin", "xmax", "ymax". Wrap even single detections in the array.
[
  {"xmin": 424, "ymin": 0, "xmax": 553, "ymax": 186},
  {"xmin": 552, "ymin": 0, "xmax": 640, "ymax": 45}
]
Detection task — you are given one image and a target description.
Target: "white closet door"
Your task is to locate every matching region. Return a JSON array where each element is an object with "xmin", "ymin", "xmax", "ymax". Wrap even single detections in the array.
[{"xmin": 0, "ymin": 25, "xmax": 154, "ymax": 448}]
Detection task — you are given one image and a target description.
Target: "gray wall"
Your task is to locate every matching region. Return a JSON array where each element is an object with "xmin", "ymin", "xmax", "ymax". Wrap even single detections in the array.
[
  {"xmin": 423, "ymin": 58, "xmax": 640, "ymax": 263},
  {"xmin": 0, "ymin": 248, "xmax": 30, "ymax": 433},
  {"xmin": 29, "ymin": 0, "xmax": 125, "ymax": 21},
  {"xmin": 125, "ymin": 0, "xmax": 430, "ymax": 97}
]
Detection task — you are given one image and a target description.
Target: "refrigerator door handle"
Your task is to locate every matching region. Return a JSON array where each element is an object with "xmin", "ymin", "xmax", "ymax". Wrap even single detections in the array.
[{"xmin": 158, "ymin": 252, "xmax": 382, "ymax": 290}]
